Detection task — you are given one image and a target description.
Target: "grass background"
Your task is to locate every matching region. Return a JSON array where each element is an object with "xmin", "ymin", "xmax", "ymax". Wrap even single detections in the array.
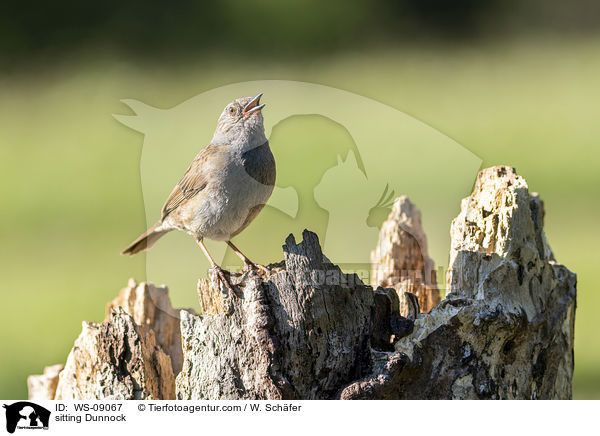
[{"xmin": 1, "ymin": 35, "xmax": 598, "ymax": 399}]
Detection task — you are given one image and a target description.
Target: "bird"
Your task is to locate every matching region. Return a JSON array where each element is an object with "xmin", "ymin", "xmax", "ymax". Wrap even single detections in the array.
[{"xmin": 121, "ymin": 93, "xmax": 275, "ymax": 295}]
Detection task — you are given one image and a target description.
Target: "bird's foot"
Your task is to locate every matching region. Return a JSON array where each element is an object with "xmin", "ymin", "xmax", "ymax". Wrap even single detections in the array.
[
  {"xmin": 243, "ymin": 261, "xmax": 271, "ymax": 275},
  {"xmin": 211, "ymin": 266, "xmax": 243, "ymax": 298}
]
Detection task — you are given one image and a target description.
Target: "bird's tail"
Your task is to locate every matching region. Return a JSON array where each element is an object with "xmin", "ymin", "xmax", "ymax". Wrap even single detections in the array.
[{"xmin": 121, "ymin": 221, "xmax": 170, "ymax": 255}]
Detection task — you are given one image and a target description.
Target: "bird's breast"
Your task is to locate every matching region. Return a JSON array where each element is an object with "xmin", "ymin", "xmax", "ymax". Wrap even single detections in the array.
[{"xmin": 189, "ymin": 143, "xmax": 275, "ymax": 240}]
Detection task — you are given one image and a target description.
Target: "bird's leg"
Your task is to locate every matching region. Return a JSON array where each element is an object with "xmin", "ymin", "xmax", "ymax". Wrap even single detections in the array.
[
  {"xmin": 196, "ymin": 238, "xmax": 241, "ymax": 298},
  {"xmin": 227, "ymin": 241, "xmax": 270, "ymax": 274}
]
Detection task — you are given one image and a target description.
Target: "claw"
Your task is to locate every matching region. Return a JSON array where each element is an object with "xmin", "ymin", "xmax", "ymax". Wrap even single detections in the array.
[
  {"xmin": 212, "ymin": 266, "xmax": 243, "ymax": 298},
  {"xmin": 243, "ymin": 261, "xmax": 271, "ymax": 275}
]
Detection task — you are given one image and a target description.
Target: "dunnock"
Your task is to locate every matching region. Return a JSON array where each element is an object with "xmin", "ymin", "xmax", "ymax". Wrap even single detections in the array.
[{"xmin": 122, "ymin": 93, "xmax": 275, "ymax": 294}]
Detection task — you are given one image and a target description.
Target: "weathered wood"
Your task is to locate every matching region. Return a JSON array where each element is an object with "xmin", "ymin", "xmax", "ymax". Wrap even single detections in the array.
[
  {"xmin": 371, "ymin": 196, "xmax": 441, "ymax": 315},
  {"xmin": 55, "ymin": 307, "xmax": 176, "ymax": 400},
  {"xmin": 106, "ymin": 279, "xmax": 190, "ymax": 376},
  {"xmin": 341, "ymin": 166, "xmax": 576, "ymax": 399},
  {"xmin": 177, "ymin": 230, "xmax": 374, "ymax": 399},
  {"xmin": 27, "ymin": 364, "xmax": 63, "ymax": 401},
  {"xmin": 27, "ymin": 166, "xmax": 576, "ymax": 400}
]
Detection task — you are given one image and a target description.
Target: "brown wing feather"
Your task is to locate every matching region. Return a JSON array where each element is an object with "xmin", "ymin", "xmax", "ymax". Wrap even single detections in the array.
[{"xmin": 161, "ymin": 144, "xmax": 227, "ymax": 220}]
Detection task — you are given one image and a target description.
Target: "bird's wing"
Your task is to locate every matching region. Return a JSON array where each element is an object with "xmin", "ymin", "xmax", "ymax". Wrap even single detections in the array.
[{"xmin": 161, "ymin": 144, "xmax": 228, "ymax": 220}]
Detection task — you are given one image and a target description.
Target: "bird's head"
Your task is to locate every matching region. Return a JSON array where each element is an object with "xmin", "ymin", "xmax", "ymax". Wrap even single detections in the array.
[{"xmin": 213, "ymin": 93, "xmax": 266, "ymax": 148}]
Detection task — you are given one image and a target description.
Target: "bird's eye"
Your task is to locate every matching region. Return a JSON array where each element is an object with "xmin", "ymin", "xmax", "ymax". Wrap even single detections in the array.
[{"xmin": 228, "ymin": 106, "xmax": 236, "ymax": 114}]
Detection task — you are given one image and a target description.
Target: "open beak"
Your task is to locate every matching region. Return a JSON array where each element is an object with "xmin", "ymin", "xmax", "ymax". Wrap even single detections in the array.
[{"xmin": 242, "ymin": 93, "xmax": 265, "ymax": 116}]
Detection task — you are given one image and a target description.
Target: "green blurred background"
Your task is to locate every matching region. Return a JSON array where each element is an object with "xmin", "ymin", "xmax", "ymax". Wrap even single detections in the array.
[{"xmin": 1, "ymin": 0, "xmax": 599, "ymax": 399}]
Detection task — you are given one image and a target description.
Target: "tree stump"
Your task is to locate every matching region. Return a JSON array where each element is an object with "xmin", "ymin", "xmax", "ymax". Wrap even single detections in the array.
[{"xmin": 28, "ymin": 166, "xmax": 576, "ymax": 400}]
